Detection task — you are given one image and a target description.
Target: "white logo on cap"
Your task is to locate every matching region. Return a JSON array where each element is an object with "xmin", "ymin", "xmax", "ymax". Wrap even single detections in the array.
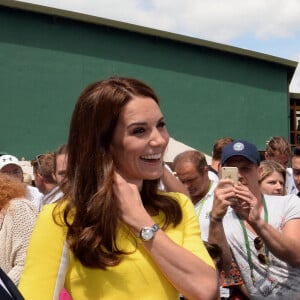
[{"xmin": 233, "ymin": 142, "xmax": 244, "ymax": 151}]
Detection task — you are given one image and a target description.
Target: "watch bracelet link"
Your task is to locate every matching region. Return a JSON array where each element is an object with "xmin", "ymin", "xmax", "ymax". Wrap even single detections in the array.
[{"xmin": 139, "ymin": 223, "xmax": 160, "ymax": 241}]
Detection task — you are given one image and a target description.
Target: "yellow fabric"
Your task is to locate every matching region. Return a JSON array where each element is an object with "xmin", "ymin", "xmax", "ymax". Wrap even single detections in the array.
[{"xmin": 19, "ymin": 192, "xmax": 214, "ymax": 300}]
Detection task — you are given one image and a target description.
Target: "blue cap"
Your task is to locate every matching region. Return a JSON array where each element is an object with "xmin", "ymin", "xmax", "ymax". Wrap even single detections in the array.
[{"xmin": 221, "ymin": 140, "xmax": 260, "ymax": 165}]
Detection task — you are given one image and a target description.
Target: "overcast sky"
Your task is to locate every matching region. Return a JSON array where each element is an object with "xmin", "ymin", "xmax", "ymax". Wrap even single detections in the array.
[{"xmin": 18, "ymin": 0, "xmax": 300, "ymax": 92}]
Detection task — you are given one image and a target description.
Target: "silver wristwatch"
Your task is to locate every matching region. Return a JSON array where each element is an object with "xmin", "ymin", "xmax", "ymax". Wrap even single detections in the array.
[{"xmin": 140, "ymin": 224, "xmax": 160, "ymax": 241}]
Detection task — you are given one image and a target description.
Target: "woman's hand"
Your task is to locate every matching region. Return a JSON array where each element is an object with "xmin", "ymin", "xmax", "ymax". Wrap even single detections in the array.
[{"xmin": 112, "ymin": 171, "xmax": 153, "ymax": 235}]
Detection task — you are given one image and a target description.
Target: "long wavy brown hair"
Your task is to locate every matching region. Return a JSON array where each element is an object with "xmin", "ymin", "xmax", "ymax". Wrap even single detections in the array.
[
  {"xmin": 56, "ymin": 77, "xmax": 182, "ymax": 269},
  {"xmin": 0, "ymin": 173, "xmax": 26, "ymax": 210}
]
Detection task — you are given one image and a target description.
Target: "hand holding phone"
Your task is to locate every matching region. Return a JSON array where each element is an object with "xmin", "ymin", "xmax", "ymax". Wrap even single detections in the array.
[
  {"xmin": 221, "ymin": 167, "xmax": 238, "ymax": 184},
  {"xmin": 221, "ymin": 167, "xmax": 238, "ymax": 202}
]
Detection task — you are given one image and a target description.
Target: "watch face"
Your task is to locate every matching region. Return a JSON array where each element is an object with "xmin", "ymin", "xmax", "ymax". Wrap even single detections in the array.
[{"xmin": 141, "ymin": 227, "xmax": 154, "ymax": 241}]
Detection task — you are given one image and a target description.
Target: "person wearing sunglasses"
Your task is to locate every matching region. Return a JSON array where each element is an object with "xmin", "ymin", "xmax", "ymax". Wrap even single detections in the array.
[
  {"xmin": 208, "ymin": 140, "xmax": 300, "ymax": 299},
  {"xmin": 31, "ymin": 152, "xmax": 63, "ymax": 207}
]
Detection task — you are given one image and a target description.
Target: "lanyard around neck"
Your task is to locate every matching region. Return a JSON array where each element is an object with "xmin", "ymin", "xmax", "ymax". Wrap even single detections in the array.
[
  {"xmin": 196, "ymin": 181, "xmax": 213, "ymax": 217},
  {"xmin": 238, "ymin": 194, "xmax": 269, "ymax": 286}
]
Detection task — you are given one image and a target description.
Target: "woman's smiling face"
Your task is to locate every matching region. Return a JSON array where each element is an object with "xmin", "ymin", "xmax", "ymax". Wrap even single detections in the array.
[{"xmin": 110, "ymin": 96, "xmax": 169, "ymax": 188}]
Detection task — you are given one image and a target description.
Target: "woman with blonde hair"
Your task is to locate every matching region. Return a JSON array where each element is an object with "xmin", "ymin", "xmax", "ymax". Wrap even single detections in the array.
[
  {"xmin": 259, "ymin": 160, "xmax": 286, "ymax": 195},
  {"xmin": 264, "ymin": 136, "xmax": 296, "ymax": 193},
  {"xmin": 0, "ymin": 173, "xmax": 37, "ymax": 285}
]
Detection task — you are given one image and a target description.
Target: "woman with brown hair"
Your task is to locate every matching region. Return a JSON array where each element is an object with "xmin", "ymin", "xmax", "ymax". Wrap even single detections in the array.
[
  {"xmin": 0, "ymin": 174, "xmax": 37, "ymax": 285},
  {"xmin": 20, "ymin": 76, "xmax": 218, "ymax": 299}
]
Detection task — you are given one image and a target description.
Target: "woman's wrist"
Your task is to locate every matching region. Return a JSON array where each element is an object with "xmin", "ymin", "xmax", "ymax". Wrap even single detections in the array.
[{"xmin": 128, "ymin": 214, "xmax": 156, "ymax": 237}]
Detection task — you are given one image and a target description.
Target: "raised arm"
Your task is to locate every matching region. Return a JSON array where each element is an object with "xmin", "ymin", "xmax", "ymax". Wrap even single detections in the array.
[
  {"xmin": 252, "ymin": 218, "xmax": 300, "ymax": 267},
  {"xmin": 208, "ymin": 179, "xmax": 236, "ymax": 273},
  {"xmin": 233, "ymin": 186, "xmax": 300, "ymax": 267},
  {"xmin": 113, "ymin": 172, "xmax": 218, "ymax": 300}
]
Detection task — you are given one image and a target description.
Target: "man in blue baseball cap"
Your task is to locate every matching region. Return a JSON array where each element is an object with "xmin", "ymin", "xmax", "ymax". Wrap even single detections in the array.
[
  {"xmin": 221, "ymin": 140, "xmax": 260, "ymax": 166},
  {"xmin": 208, "ymin": 140, "xmax": 300, "ymax": 299}
]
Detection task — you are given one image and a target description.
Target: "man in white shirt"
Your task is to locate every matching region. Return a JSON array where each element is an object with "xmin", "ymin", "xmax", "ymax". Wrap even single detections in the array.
[
  {"xmin": 209, "ymin": 140, "xmax": 300, "ymax": 299},
  {"xmin": 31, "ymin": 152, "xmax": 62, "ymax": 206},
  {"xmin": 173, "ymin": 150, "xmax": 217, "ymax": 241}
]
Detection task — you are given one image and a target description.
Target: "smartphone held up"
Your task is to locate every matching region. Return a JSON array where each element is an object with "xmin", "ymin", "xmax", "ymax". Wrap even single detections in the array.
[
  {"xmin": 221, "ymin": 167, "xmax": 238, "ymax": 203},
  {"xmin": 221, "ymin": 167, "xmax": 238, "ymax": 183}
]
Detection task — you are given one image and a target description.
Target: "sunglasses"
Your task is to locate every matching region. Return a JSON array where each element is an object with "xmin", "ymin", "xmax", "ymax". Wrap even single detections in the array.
[
  {"xmin": 35, "ymin": 154, "xmax": 44, "ymax": 169},
  {"xmin": 254, "ymin": 237, "xmax": 269, "ymax": 265}
]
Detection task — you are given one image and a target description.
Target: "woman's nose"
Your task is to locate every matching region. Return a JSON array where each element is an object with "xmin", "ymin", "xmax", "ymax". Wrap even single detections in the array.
[{"xmin": 149, "ymin": 129, "xmax": 167, "ymax": 146}]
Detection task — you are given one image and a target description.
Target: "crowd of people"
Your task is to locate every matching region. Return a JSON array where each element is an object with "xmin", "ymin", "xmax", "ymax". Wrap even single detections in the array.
[{"xmin": 1, "ymin": 76, "xmax": 300, "ymax": 300}]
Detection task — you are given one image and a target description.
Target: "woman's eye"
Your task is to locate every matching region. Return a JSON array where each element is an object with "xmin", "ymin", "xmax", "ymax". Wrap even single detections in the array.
[
  {"xmin": 132, "ymin": 127, "xmax": 145, "ymax": 134},
  {"xmin": 158, "ymin": 121, "xmax": 166, "ymax": 128}
]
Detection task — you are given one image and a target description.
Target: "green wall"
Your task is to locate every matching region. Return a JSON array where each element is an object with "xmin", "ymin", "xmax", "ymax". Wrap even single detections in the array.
[{"xmin": 0, "ymin": 6, "xmax": 292, "ymax": 159}]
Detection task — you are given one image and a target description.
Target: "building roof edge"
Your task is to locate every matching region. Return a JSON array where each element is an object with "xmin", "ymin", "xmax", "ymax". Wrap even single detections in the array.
[{"xmin": 2, "ymin": 0, "xmax": 298, "ymax": 80}]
